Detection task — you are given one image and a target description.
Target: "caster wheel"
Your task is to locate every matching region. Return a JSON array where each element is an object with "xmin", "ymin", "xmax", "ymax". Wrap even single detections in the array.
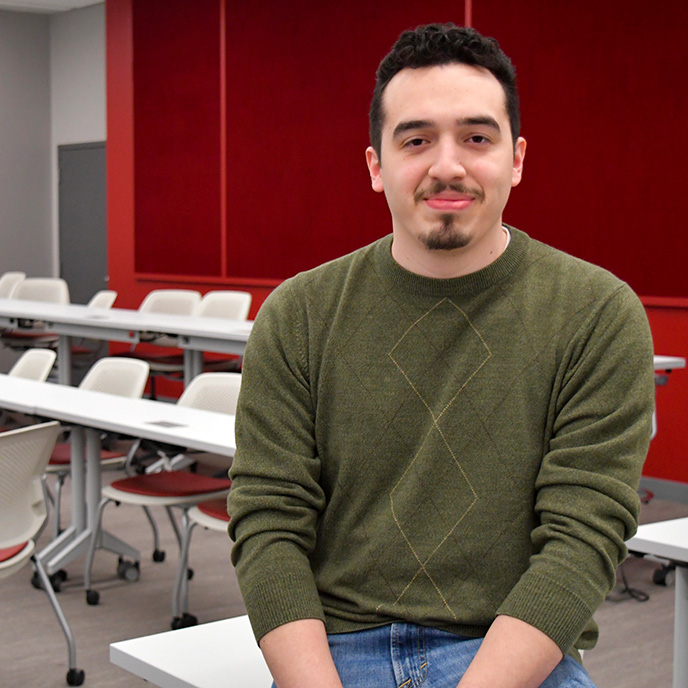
[
  {"xmin": 86, "ymin": 589, "xmax": 100, "ymax": 605},
  {"xmin": 117, "ymin": 558, "xmax": 140, "ymax": 581},
  {"xmin": 31, "ymin": 570, "xmax": 65, "ymax": 592},
  {"xmin": 171, "ymin": 612, "xmax": 198, "ymax": 630},
  {"xmin": 48, "ymin": 572, "xmax": 63, "ymax": 592},
  {"xmin": 66, "ymin": 667, "xmax": 85, "ymax": 686},
  {"xmin": 152, "ymin": 549, "xmax": 166, "ymax": 563},
  {"xmin": 653, "ymin": 564, "xmax": 675, "ymax": 587}
]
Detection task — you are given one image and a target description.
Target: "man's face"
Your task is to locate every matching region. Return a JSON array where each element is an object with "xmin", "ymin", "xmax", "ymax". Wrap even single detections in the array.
[{"xmin": 366, "ymin": 63, "xmax": 525, "ymax": 259}]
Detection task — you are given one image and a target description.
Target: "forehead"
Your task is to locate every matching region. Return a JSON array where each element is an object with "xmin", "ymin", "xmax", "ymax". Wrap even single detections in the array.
[{"xmin": 381, "ymin": 63, "xmax": 509, "ymax": 133}]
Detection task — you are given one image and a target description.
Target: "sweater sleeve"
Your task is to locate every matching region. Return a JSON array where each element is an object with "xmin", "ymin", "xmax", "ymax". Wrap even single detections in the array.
[
  {"xmin": 227, "ymin": 282, "xmax": 326, "ymax": 642},
  {"xmin": 497, "ymin": 283, "xmax": 655, "ymax": 652}
]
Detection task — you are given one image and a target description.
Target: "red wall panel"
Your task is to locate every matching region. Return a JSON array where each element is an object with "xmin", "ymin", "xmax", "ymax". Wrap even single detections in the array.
[
  {"xmin": 223, "ymin": 0, "xmax": 474, "ymax": 279},
  {"xmin": 472, "ymin": 0, "xmax": 688, "ymax": 297},
  {"xmin": 132, "ymin": 0, "xmax": 223, "ymax": 276},
  {"xmin": 643, "ymin": 300, "xmax": 688, "ymax": 484}
]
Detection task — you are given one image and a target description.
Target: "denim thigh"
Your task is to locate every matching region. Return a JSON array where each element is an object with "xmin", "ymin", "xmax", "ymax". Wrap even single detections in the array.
[{"xmin": 323, "ymin": 624, "xmax": 597, "ymax": 688}]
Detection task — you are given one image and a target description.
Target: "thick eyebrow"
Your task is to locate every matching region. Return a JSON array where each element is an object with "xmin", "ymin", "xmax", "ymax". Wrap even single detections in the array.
[
  {"xmin": 457, "ymin": 116, "xmax": 501, "ymax": 132},
  {"xmin": 392, "ymin": 116, "xmax": 502, "ymax": 140},
  {"xmin": 392, "ymin": 119, "xmax": 435, "ymax": 139}
]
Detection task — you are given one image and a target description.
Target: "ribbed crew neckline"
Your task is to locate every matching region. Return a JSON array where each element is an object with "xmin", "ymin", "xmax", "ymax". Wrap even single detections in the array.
[{"xmin": 373, "ymin": 225, "xmax": 529, "ymax": 297}]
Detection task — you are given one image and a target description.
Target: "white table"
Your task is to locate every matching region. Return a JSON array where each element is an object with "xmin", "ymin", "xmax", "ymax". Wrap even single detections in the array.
[
  {"xmin": 0, "ymin": 374, "xmax": 236, "ymax": 575},
  {"xmin": 627, "ymin": 517, "xmax": 688, "ymax": 688},
  {"xmin": 0, "ymin": 298, "xmax": 253, "ymax": 384},
  {"xmin": 111, "ymin": 614, "xmax": 272, "ymax": 688},
  {"xmin": 654, "ymin": 355, "xmax": 686, "ymax": 374}
]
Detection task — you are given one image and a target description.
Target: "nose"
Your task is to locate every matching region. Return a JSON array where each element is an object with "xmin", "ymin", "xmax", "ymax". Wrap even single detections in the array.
[{"xmin": 427, "ymin": 138, "xmax": 466, "ymax": 182}]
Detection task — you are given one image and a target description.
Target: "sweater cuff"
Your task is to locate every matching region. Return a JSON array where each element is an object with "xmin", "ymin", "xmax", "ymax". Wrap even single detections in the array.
[
  {"xmin": 496, "ymin": 572, "xmax": 593, "ymax": 653},
  {"xmin": 240, "ymin": 571, "xmax": 326, "ymax": 643}
]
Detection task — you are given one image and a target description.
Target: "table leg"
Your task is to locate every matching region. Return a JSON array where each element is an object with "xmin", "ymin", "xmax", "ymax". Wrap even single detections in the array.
[
  {"xmin": 675, "ymin": 565, "xmax": 688, "ymax": 688},
  {"xmin": 41, "ymin": 427, "xmax": 140, "ymax": 574},
  {"xmin": 85, "ymin": 427, "xmax": 141, "ymax": 558},
  {"xmin": 37, "ymin": 426, "xmax": 87, "ymax": 573},
  {"xmin": 57, "ymin": 333, "xmax": 73, "ymax": 385},
  {"xmin": 71, "ymin": 427, "xmax": 86, "ymax": 531},
  {"xmin": 183, "ymin": 349, "xmax": 203, "ymax": 386}
]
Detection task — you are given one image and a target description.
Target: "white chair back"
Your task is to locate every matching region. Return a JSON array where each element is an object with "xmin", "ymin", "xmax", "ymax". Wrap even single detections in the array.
[
  {"xmin": 195, "ymin": 291, "xmax": 251, "ymax": 320},
  {"xmin": 0, "ymin": 422, "xmax": 62, "ymax": 564},
  {"xmin": 87, "ymin": 290, "xmax": 117, "ymax": 309},
  {"xmin": 0, "ymin": 272, "xmax": 26, "ymax": 298},
  {"xmin": 139, "ymin": 289, "xmax": 201, "ymax": 315},
  {"xmin": 79, "ymin": 357, "xmax": 150, "ymax": 398},
  {"xmin": 8, "ymin": 349, "xmax": 56, "ymax": 381},
  {"xmin": 178, "ymin": 372, "xmax": 241, "ymax": 415},
  {"xmin": 9, "ymin": 278, "xmax": 70, "ymax": 304}
]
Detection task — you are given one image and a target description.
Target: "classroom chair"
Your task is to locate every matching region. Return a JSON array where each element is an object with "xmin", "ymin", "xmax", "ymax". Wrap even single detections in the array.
[
  {"xmin": 43, "ymin": 357, "xmax": 150, "ymax": 545},
  {"xmin": 0, "ymin": 421, "xmax": 85, "ymax": 686},
  {"xmin": 139, "ymin": 290, "xmax": 252, "ymax": 385},
  {"xmin": 0, "ymin": 271, "xmax": 26, "ymax": 298},
  {"xmin": 84, "ymin": 372, "xmax": 240, "ymax": 609}
]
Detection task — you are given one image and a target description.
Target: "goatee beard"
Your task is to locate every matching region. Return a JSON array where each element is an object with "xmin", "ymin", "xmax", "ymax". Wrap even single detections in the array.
[
  {"xmin": 423, "ymin": 214, "xmax": 471, "ymax": 251},
  {"xmin": 416, "ymin": 181, "xmax": 484, "ymax": 251}
]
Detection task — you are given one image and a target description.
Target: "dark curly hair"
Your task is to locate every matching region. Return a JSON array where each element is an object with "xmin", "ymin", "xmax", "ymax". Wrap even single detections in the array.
[{"xmin": 369, "ymin": 24, "xmax": 520, "ymax": 158}]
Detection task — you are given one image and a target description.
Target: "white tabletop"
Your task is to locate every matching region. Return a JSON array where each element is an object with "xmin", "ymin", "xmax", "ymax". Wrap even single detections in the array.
[
  {"xmin": 627, "ymin": 517, "xmax": 688, "ymax": 563},
  {"xmin": 0, "ymin": 298, "xmax": 253, "ymax": 350},
  {"xmin": 0, "ymin": 375, "xmax": 42, "ymax": 414},
  {"xmin": 110, "ymin": 615, "xmax": 272, "ymax": 688},
  {"xmin": 0, "ymin": 375, "xmax": 235, "ymax": 456},
  {"xmin": 653, "ymin": 355, "xmax": 686, "ymax": 371}
]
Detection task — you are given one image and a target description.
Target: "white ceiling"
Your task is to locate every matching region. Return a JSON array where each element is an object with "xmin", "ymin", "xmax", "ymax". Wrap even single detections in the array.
[{"xmin": 0, "ymin": 0, "xmax": 101, "ymax": 13}]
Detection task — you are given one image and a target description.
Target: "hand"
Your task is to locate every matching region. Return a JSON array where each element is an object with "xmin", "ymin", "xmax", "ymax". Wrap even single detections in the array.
[{"xmin": 456, "ymin": 616, "xmax": 563, "ymax": 688}]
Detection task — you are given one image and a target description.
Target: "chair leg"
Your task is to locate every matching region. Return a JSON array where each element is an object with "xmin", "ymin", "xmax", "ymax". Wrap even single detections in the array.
[
  {"xmin": 31, "ymin": 554, "xmax": 85, "ymax": 686},
  {"xmin": 84, "ymin": 496, "xmax": 111, "ymax": 605},
  {"xmin": 165, "ymin": 505, "xmax": 183, "ymax": 548},
  {"xmin": 141, "ymin": 506, "xmax": 165, "ymax": 561},
  {"xmin": 52, "ymin": 472, "xmax": 67, "ymax": 538},
  {"xmin": 38, "ymin": 476, "xmax": 54, "ymax": 542},
  {"xmin": 171, "ymin": 511, "xmax": 197, "ymax": 630}
]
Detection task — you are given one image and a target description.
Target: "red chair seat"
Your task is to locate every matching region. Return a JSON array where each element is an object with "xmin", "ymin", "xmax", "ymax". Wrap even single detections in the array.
[
  {"xmin": 49, "ymin": 442, "xmax": 123, "ymax": 466},
  {"xmin": 0, "ymin": 542, "xmax": 29, "ymax": 563},
  {"xmin": 1, "ymin": 331, "xmax": 57, "ymax": 342},
  {"xmin": 110, "ymin": 472, "xmax": 231, "ymax": 497},
  {"xmin": 197, "ymin": 497, "xmax": 231, "ymax": 522}
]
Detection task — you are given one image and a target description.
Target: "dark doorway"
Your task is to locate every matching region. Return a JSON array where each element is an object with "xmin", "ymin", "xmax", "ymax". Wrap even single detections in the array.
[{"xmin": 58, "ymin": 142, "xmax": 107, "ymax": 304}]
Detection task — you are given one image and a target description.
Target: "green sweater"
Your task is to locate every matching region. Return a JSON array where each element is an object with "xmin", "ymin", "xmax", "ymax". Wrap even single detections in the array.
[{"xmin": 227, "ymin": 227, "xmax": 655, "ymax": 654}]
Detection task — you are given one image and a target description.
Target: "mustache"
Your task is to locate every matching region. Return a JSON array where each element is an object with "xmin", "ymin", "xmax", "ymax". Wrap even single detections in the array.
[{"xmin": 414, "ymin": 181, "xmax": 485, "ymax": 204}]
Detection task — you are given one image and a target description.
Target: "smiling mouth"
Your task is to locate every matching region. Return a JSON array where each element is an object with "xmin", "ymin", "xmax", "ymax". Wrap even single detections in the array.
[
  {"xmin": 424, "ymin": 196, "xmax": 474, "ymax": 211},
  {"xmin": 415, "ymin": 182, "xmax": 485, "ymax": 207}
]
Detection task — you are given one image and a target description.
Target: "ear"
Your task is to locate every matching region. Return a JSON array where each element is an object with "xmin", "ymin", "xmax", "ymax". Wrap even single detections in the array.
[
  {"xmin": 365, "ymin": 146, "xmax": 384, "ymax": 193},
  {"xmin": 511, "ymin": 137, "xmax": 526, "ymax": 187}
]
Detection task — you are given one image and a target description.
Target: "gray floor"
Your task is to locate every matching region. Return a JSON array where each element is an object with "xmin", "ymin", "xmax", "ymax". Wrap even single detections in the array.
[{"xmin": 1, "ymin": 464, "xmax": 686, "ymax": 687}]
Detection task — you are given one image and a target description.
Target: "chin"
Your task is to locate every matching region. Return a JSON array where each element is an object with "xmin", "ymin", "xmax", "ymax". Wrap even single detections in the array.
[{"xmin": 423, "ymin": 220, "xmax": 471, "ymax": 251}]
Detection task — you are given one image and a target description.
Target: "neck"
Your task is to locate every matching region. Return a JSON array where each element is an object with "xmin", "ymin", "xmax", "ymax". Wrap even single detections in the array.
[{"xmin": 391, "ymin": 224, "xmax": 509, "ymax": 279}]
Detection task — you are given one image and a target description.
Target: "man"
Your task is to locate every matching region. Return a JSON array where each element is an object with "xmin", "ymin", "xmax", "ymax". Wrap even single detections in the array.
[{"xmin": 227, "ymin": 23, "xmax": 654, "ymax": 688}]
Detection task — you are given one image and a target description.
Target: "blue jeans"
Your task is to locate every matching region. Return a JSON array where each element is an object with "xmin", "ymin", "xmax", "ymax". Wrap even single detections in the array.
[{"xmin": 272, "ymin": 623, "xmax": 596, "ymax": 687}]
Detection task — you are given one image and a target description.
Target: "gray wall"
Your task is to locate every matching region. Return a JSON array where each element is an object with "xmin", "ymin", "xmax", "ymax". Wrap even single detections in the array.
[
  {"xmin": 50, "ymin": 3, "xmax": 106, "ymax": 277},
  {"xmin": 0, "ymin": 10, "xmax": 52, "ymax": 279},
  {"xmin": 0, "ymin": 4, "xmax": 105, "ymax": 371}
]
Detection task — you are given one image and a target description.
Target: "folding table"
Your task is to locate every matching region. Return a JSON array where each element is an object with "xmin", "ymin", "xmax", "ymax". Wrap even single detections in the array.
[
  {"xmin": 627, "ymin": 517, "xmax": 688, "ymax": 688},
  {"xmin": 0, "ymin": 374, "xmax": 236, "ymax": 575},
  {"xmin": 0, "ymin": 297, "xmax": 253, "ymax": 385},
  {"xmin": 110, "ymin": 614, "xmax": 271, "ymax": 688}
]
